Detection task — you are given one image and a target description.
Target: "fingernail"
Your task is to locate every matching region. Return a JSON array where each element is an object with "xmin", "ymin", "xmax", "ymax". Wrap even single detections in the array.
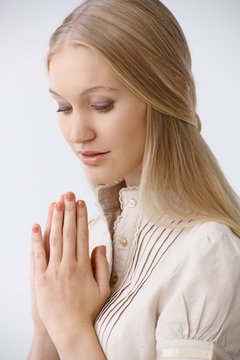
[
  {"xmin": 56, "ymin": 202, "xmax": 64, "ymax": 211},
  {"xmin": 32, "ymin": 225, "xmax": 39, "ymax": 233},
  {"xmin": 77, "ymin": 200, "xmax": 85, "ymax": 209},
  {"xmin": 65, "ymin": 192, "xmax": 75, "ymax": 201}
]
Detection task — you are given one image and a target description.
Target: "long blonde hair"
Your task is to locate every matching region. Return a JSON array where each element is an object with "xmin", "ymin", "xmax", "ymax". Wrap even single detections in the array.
[{"xmin": 47, "ymin": 0, "xmax": 240, "ymax": 236}]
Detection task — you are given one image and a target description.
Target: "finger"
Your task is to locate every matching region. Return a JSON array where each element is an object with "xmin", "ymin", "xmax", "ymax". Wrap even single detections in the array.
[
  {"xmin": 49, "ymin": 202, "xmax": 64, "ymax": 265},
  {"xmin": 76, "ymin": 200, "xmax": 89, "ymax": 261},
  {"xmin": 91, "ymin": 246, "xmax": 110, "ymax": 297},
  {"xmin": 32, "ymin": 224, "xmax": 47, "ymax": 274},
  {"xmin": 62, "ymin": 192, "xmax": 77, "ymax": 261},
  {"xmin": 30, "ymin": 241, "xmax": 35, "ymax": 285},
  {"xmin": 43, "ymin": 202, "xmax": 55, "ymax": 263},
  {"xmin": 43, "ymin": 195, "xmax": 63, "ymax": 251}
]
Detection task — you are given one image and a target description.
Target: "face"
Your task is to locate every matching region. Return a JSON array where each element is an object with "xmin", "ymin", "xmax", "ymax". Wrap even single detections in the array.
[{"xmin": 49, "ymin": 45, "xmax": 147, "ymax": 186}]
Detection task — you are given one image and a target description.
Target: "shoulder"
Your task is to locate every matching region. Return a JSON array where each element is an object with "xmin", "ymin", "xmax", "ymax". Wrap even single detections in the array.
[
  {"xmin": 185, "ymin": 221, "xmax": 240, "ymax": 262},
  {"xmin": 161, "ymin": 220, "xmax": 240, "ymax": 276},
  {"xmin": 188, "ymin": 220, "xmax": 239, "ymax": 241},
  {"xmin": 177, "ymin": 221, "xmax": 240, "ymax": 280}
]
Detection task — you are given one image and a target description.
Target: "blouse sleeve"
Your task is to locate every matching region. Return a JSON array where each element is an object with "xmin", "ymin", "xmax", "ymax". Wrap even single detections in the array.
[{"xmin": 155, "ymin": 223, "xmax": 240, "ymax": 360}]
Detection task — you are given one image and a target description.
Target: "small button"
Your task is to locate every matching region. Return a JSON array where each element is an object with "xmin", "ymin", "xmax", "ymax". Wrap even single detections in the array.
[
  {"xmin": 120, "ymin": 238, "xmax": 128, "ymax": 247},
  {"xmin": 128, "ymin": 199, "xmax": 137, "ymax": 208},
  {"xmin": 111, "ymin": 275, "xmax": 118, "ymax": 285}
]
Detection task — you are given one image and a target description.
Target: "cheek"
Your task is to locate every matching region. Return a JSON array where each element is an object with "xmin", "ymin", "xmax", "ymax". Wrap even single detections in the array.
[
  {"xmin": 120, "ymin": 110, "xmax": 147, "ymax": 147},
  {"xmin": 111, "ymin": 104, "xmax": 146, "ymax": 143}
]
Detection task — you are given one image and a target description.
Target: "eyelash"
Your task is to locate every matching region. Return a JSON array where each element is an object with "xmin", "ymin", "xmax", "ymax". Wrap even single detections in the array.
[
  {"xmin": 56, "ymin": 103, "xmax": 114, "ymax": 113},
  {"xmin": 91, "ymin": 103, "xmax": 114, "ymax": 113},
  {"xmin": 56, "ymin": 106, "xmax": 71, "ymax": 113}
]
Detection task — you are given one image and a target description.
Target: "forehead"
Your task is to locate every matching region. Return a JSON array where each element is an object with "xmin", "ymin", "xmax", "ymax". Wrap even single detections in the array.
[{"xmin": 48, "ymin": 45, "xmax": 123, "ymax": 93}]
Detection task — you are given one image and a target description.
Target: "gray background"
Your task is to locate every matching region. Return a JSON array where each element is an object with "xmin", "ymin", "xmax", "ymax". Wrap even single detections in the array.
[{"xmin": 0, "ymin": 1, "xmax": 239, "ymax": 358}]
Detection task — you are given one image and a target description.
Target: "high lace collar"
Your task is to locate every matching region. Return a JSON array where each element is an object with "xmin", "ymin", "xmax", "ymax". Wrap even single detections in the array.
[{"xmin": 95, "ymin": 180, "xmax": 140, "ymax": 215}]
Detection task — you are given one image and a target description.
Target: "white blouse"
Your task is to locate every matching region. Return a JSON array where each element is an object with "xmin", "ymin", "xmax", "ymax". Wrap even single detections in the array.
[{"xmin": 89, "ymin": 182, "xmax": 240, "ymax": 360}]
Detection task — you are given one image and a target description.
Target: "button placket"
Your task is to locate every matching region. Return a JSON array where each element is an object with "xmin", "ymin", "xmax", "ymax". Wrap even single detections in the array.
[
  {"xmin": 112, "ymin": 188, "xmax": 139, "ymax": 289},
  {"xmin": 120, "ymin": 238, "xmax": 128, "ymax": 247},
  {"xmin": 128, "ymin": 199, "xmax": 137, "ymax": 208}
]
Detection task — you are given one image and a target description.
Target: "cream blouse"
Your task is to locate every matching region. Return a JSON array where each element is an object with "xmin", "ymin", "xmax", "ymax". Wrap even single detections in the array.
[{"xmin": 89, "ymin": 182, "xmax": 240, "ymax": 360}]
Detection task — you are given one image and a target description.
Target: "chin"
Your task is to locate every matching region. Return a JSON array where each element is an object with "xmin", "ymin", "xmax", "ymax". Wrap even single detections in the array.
[{"xmin": 86, "ymin": 169, "xmax": 124, "ymax": 187}]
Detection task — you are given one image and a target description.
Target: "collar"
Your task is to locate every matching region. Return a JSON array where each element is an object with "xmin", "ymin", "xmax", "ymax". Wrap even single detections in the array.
[{"xmin": 95, "ymin": 180, "xmax": 140, "ymax": 216}]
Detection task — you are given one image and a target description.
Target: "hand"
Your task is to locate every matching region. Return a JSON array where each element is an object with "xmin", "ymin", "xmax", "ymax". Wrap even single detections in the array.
[
  {"xmin": 31, "ymin": 192, "xmax": 110, "ymax": 347},
  {"xmin": 30, "ymin": 201, "xmax": 54, "ymax": 336},
  {"xmin": 29, "ymin": 200, "xmax": 62, "ymax": 360}
]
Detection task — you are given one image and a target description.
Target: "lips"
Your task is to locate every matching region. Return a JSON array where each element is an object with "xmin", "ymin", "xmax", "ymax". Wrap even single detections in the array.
[
  {"xmin": 80, "ymin": 150, "xmax": 108, "ymax": 156},
  {"xmin": 77, "ymin": 150, "xmax": 110, "ymax": 166}
]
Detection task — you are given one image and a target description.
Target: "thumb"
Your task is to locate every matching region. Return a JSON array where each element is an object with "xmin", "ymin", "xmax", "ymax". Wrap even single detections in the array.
[{"xmin": 91, "ymin": 246, "xmax": 110, "ymax": 298}]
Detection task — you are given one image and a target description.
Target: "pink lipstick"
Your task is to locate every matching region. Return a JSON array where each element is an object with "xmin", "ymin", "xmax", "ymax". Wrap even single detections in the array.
[{"xmin": 78, "ymin": 150, "xmax": 110, "ymax": 166}]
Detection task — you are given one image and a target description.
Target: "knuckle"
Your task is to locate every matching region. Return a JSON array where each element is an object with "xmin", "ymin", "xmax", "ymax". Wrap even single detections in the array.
[
  {"xmin": 53, "ymin": 205, "xmax": 63, "ymax": 218},
  {"xmin": 63, "ymin": 229, "xmax": 76, "ymax": 240},
  {"xmin": 50, "ymin": 236, "xmax": 62, "ymax": 247},
  {"xmin": 35, "ymin": 249, "xmax": 43, "ymax": 260},
  {"xmin": 53, "ymin": 212, "xmax": 62, "ymax": 223},
  {"xmin": 51, "ymin": 266, "xmax": 59, "ymax": 278},
  {"xmin": 63, "ymin": 264, "xmax": 77, "ymax": 279},
  {"xmin": 77, "ymin": 228, "xmax": 88, "ymax": 240},
  {"xmin": 33, "ymin": 242, "xmax": 44, "ymax": 258},
  {"xmin": 35, "ymin": 273, "xmax": 47, "ymax": 286},
  {"xmin": 65, "ymin": 203, "xmax": 76, "ymax": 212}
]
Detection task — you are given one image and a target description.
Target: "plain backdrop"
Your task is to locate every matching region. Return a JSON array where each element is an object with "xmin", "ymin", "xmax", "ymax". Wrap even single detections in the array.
[{"xmin": 0, "ymin": 1, "xmax": 239, "ymax": 358}]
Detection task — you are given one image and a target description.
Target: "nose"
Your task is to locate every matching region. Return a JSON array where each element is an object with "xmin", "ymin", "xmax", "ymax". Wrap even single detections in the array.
[{"xmin": 69, "ymin": 112, "xmax": 96, "ymax": 144}]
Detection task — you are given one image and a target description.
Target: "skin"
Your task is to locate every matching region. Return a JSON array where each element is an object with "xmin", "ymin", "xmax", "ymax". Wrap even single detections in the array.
[
  {"xmin": 48, "ymin": 45, "xmax": 147, "ymax": 186},
  {"xmin": 29, "ymin": 194, "xmax": 109, "ymax": 359},
  {"xmin": 28, "ymin": 45, "xmax": 147, "ymax": 359}
]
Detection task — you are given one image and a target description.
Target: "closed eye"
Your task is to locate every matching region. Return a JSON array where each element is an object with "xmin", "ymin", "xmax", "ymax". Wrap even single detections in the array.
[
  {"xmin": 91, "ymin": 103, "xmax": 114, "ymax": 113},
  {"xmin": 56, "ymin": 102, "xmax": 114, "ymax": 113},
  {"xmin": 56, "ymin": 105, "xmax": 72, "ymax": 113}
]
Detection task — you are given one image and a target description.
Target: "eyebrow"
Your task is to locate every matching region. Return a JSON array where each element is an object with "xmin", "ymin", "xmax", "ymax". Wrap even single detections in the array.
[{"xmin": 49, "ymin": 86, "xmax": 118, "ymax": 98}]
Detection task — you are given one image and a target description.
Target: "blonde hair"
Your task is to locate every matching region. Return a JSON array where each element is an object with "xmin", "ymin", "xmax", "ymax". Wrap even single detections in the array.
[{"xmin": 47, "ymin": 0, "xmax": 240, "ymax": 236}]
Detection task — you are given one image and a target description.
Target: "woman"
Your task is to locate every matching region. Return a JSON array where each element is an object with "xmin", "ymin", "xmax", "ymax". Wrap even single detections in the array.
[{"xmin": 28, "ymin": 0, "xmax": 240, "ymax": 359}]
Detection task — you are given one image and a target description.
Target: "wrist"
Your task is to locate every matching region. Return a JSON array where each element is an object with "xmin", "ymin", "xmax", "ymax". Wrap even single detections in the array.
[
  {"xmin": 52, "ymin": 322, "xmax": 92, "ymax": 348},
  {"xmin": 28, "ymin": 331, "xmax": 59, "ymax": 360},
  {"xmin": 53, "ymin": 323, "xmax": 104, "ymax": 360}
]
